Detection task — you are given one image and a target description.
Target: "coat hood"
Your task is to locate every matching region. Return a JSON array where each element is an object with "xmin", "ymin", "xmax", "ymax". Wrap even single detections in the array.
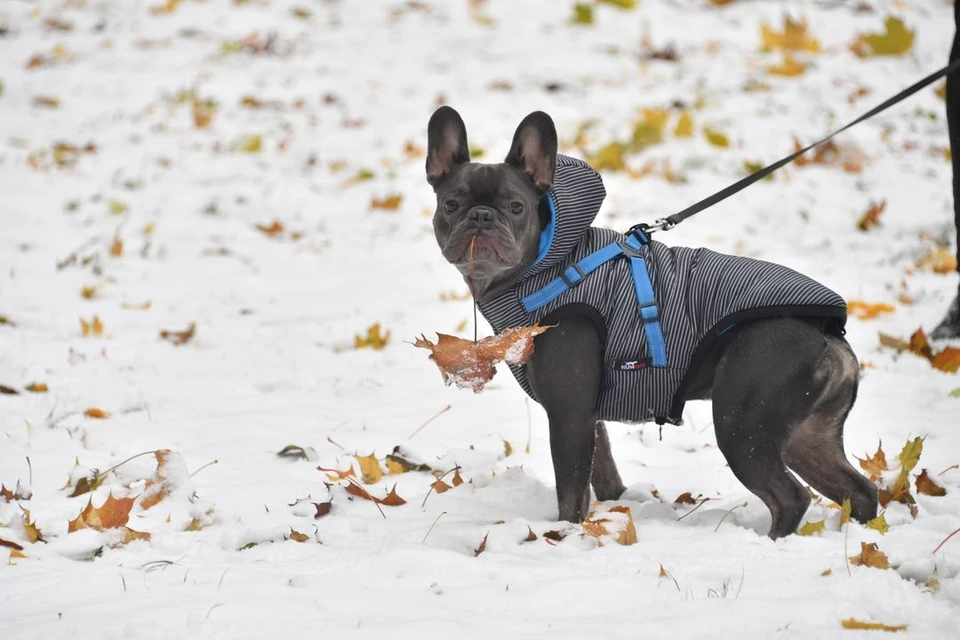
[{"xmin": 523, "ymin": 155, "xmax": 606, "ymax": 279}]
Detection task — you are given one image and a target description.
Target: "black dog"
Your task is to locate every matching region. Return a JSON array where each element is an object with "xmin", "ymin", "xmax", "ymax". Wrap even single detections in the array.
[{"xmin": 426, "ymin": 106, "xmax": 878, "ymax": 538}]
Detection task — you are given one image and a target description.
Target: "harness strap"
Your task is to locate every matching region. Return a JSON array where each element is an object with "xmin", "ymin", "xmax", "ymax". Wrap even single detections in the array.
[{"xmin": 520, "ymin": 230, "xmax": 668, "ymax": 367}]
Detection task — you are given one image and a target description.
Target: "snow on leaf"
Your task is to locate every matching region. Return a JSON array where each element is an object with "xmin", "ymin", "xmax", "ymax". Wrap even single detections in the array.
[
  {"xmin": 760, "ymin": 16, "xmax": 821, "ymax": 53},
  {"xmin": 798, "ymin": 519, "xmax": 826, "ymax": 536},
  {"xmin": 582, "ymin": 505, "xmax": 637, "ymax": 546},
  {"xmin": 140, "ymin": 449, "xmax": 190, "ymax": 510},
  {"xmin": 915, "ymin": 469, "xmax": 946, "ymax": 497},
  {"xmin": 355, "ymin": 323, "xmax": 390, "ymax": 350},
  {"xmin": 851, "ymin": 16, "xmax": 914, "ymax": 58},
  {"xmin": 414, "ymin": 324, "xmax": 552, "ymax": 393},
  {"xmin": 865, "ymin": 513, "xmax": 889, "ymax": 534},
  {"xmin": 856, "ymin": 200, "xmax": 886, "ymax": 232},
  {"xmin": 68, "ymin": 493, "xmax": 149, "ymax": 545},
  {"xmin": 355, "ymin": 453, "xmax": 383, "ymax": 485},
  {"xmin": 849, "ymin": 542, "xmax": 889, "ymax": 569},
  {"xmin": 840, "ymin": 618, "xmax": 906, "ymax": 632},
  {"xmin": 160, "ymin": 322, "xmax": 196, "ymax": 346},
  {"xmin": 847, "ymin": 300, "xmax": 895, "ymax": 320},
  {"xmin": 385, "ymin": 450, "xmax": 431, "ymax": 474},
  {"xmin": 277, "ymin": 445, "xmax": 311, "ymax": 461},
  {"xmin": 856, "ymin": 441, "xmax": 887, "ymax": 481}
]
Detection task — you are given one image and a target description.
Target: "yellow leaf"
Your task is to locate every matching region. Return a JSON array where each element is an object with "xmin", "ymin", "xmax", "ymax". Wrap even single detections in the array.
[
  {"xmin": 897, "ymin": 437, "xmax": 924, "ymax": 477},
  {"xmin": 760, "ymin": 16, "xmax": 821, "ymax": 53},
  {"xmin": 851, "ymin": 16, "xmax": 914, "ymax": 58},
  {"xmin": 840, "ymin": 618, "xmax": 906, "ymax": 632},
  {"xmin": 81, "ymin": 284, "xmax": 102, "ymax": 300},
  {"xmin": 120, "ymin": 301, "xmax": 151, "ymax": 311},
  {"xmin": 150, "ymin": 0, "xmax": 181, "ymax": 14},
  {"xmin": 856, "ymin": 441, "xmax": 887, "ymax": 481},
  {"xmin": 767, "ymin": 53, "xmax": 806, "ymax": 77},
  {"xmin": 704, "ymin": 127, "xmax": 729, "ymax": 148},
  {"xmin": 237, "ymin": 134, "xmax": 263, "ymax": 153},
  {"xmin": 931, "ymin": 348, "xmax": 960, "ymax": 374},
  {"xmin": 798, "ymin": 518, "xmax": 825, "ymax": 536},
  {"xmin": 21, "ymin": 507, "xmax": 44, "ymax": 543},
  {"xmin": 139, "ymin": 449, "xmax": 179, "ymax": 510},
  {"xmin": 84, "ymin": 408, "xmax": 110, "ymax": 419},
  {"xmin": 355, "ymin": 453, "xmax": 383, "ymax": 485},
  {"xmin": 503, "ymin": 440, "xmax": 513, "ymax": 457},
  {"xmin": 847, "ymin": 300, "xmax": 895, "ymax": 320},
  {"xmin": 587, "ymin": 141, "xmax": 627, "ymax": 172},
  {"xmin": 631, "ymin": 108, "xmax": 670, "ymax": 151},
  {"xmin": 849, "ymin": 542, "xmax": 889, "ymax": 569},
  {"xmin": 582, "ymin": 506, "xmax": 637, "ymax": 546},
  {"xmin": 25, "ymin": 382, "xmax": 48, "ymax": 393},
  {"xmin": 160, "ymin": 322, "xmax": 196, "ymax": 346},
  {"xmin": 840, "ymin": 498, "xmax": 852, "ymax": 527},
  {"xmin": 355, "ymin": 323, "xmax": 390, "ymax": 350},
  {"xmin": 820, "ymin": 568, "xmax": 832, "ymax": 576},
  {"xmin": 288, "ymin": 529, "xmax": 309, "ymax": 543},
  {"xmin": 865, "ymin": 513, "xmax": 890, "ymax": 534},
  {"xmin": 108, "ymin": 200, "xmax": 128, "ymax": 215},
  {"xmin": 571, "ymin": 3, "xmax": 593, "ymax": 25},
  {"xmin": 370, "ymin": 195, "xmax": 403, "ymax": 211},
  {"xmin": 916, "ymin": 246, "xmax": 957, "ymax": 274},
  {"xmin": 673, "ymin": 111, "xmax": 694, "ymax": 138},
  {"xmin": 598, "ymin": 0, "xmax": 636, "ymax": 8}
]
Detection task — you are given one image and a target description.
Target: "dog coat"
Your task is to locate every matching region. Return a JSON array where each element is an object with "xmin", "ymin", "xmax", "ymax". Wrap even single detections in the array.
[{"xmin": 477, "ymin": 155, "xmax": 847, "ymax": 425}]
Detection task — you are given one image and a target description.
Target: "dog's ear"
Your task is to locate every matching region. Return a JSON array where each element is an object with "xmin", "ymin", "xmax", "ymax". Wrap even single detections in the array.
[
  {"xmin": 504, "ymin": 111, "xmax": 557, "ymax": 194},
  {"xmin": 426, "ymin": 106, "xmax": 470, "ymax": 189}
]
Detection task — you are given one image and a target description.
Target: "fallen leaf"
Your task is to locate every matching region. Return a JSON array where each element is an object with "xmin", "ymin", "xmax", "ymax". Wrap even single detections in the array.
[
  {"xmin": 237, "ymin": 134, "xmax": 263, "ymax": 153},
  {"xmin": 524, "ymin": 526, "xmax": 537, "ymax": 542},
  {"xmin": 68, "ymin": 493, "xmax": 139, "ymax": 534},
  {"xmin": 821, "ymin": 568, "xmax": 832, "ymax": 576},
  {"xmin": 916, "ymin": 246, "xmax": 957, "ymax": 274},
  {"xmin": 598, "ymin": 0, "xmax": 636, "ymax": 8},
  {"xmin": 0, "ymin": 538, "xmax": 24, "ymax": 551},
  {"xmin": 856, "ymin": 200, "xmax": 886, "ymax": 232},
  {"xmin": 631, "ymin": 108, "xmax": 670, "ymax": 151},
  {"xmin": 32, "ymin": 95, "xmax": 61, "ymax": 109},
  {"xmin": 381, "ymin": 484, "xmax": 406, "ymax": 506},
  {"xmin": 798, "ymin": 519, "xmax": 826, "ymax": 536},
  {"xmin": 288, "ymin": 529, "xmax": 309, "ymax": 543},
  {"xmin": 849, "ymin": 542, "xmax": 889, "ymax": 569},
  {"xmin": 851, "ymin": 16, "xmax": 914, "ymax": 58},
  {"xmin": 543, "ymin": 530, "xmax": 566, "ymax": 542},
  {"xmin": 474, "ymin": 532, "xmax": 488, "ymax": 556},
  {"xmin": 355, "ymin": 453, "xmax": 383, "ymax": 485},
  {"xmin": 703, "ymin": 127, "xmax": 730, "ymax": 148},
  {"xmin": 430, "ymin": 479, "xmax": 452, "ymax": 494},
  {"xmin": 908, "ymin": 330, "xmax": 932, "ymax": 359},
  {"xmin": 80, "ymin": 315, "xmax": 105, "ymax": 337},
  {"xmin": 21, "ymin": 507, "xmax": 44, "ymax": 543},
  {"xmin": 571, "ymin": 3, "xmax": 594, "ymax": 25},
  {"xmin": 314, "ymin": 501, "xmax": 332, "ymax": 518},
  {"xmin": 760, "ymin": 16, "xmax": 821, "ymax": 53},
  {"xmin": 673, "ymin": 492, "xmax": 697, "ymax": 505},
  {"xmin": 160, "ymin": 322, "xmax": 196, "ymax": 346},
  {"xmin": 767, "ymin": 53, "xmax": 806, "ymax": 77},
  {"xmin": 139, "ymin": 449, "xmax": 184, "ymax": 510},
  {"xmin": 452, "ymin": 468, "xmax": 464, "ymax": 487},
  {"xmin": 385, "ymin": 452, "xmax": 431, "ymax": 474},
  {"xmin": 673, "ymin": 111, "xmax": 694, "ymax": 137},
  {"xmin": 355, "ymin": 323, "xmax": 390, "ymax": 350},
  {"xmin": 0, "ymin": 385, "xmax": 19, "ymax": 395},
  {"xmin": 586, "ymin": 141, "xmax": 627, "ymax": 172},
  {"xmin": 915, "ymin": 469, "xmax": 946, "ymax": 496},
  {"xmin": 191, "ymin": 99, "xmax": 216, "ymax": 128},
  {"xmin": 256, "ymin": 220, "xmax": 285, "ymax": 237},
  {"xmin": 840, "ymin": 498, "xmax": 852, "ymax": 526},
  {"xmin": 856, "ymin": 441, "xmax": 887, "ymax": 481},
  {"xmin": 866, "ymin": 513, "xmax": 890, "ymax": 534},
  {"xmin": 840, "ymin": 618, "xmax": 906, "ymax": 632},
  {"xmin": 69, "ymin": 471, "xmax": 105, "ymax": 498},
  {"xmin": 414, "ymin": 324, "xmax": 552, "ymax": 393},
  {"xmin": 277, "ymin": 445, "xmax": 310, "ymax": 460},
  {"xmin": 370, "ymin": 195, "xmax": 403, "ymax": 211},
  {"xmin": 503, "ymin": 440, "xmax": 513, "ymax": 457},
  {"xmin": 931, "ymin": 348, "xmax": 960, "ymax": 374},
  {"xmin": 847, "ymin": 300, "xmax": 895, "ymax": 320},
  {"xmin": 84, "ymin": 408, "xmax": 110, "ymax": 419},
  {"xmin": 582, "ymin": 505, "xmax": 637, "ymax": 546}
]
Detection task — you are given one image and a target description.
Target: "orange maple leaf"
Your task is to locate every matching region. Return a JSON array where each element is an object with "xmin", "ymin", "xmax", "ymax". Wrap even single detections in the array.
[
  {"xmin": 856, "ymin": 441, "xmax": 888, "ymax": 481},
  {"xmin": 68, "ymin": 493, "xmax": 137, "ymax": 532}
]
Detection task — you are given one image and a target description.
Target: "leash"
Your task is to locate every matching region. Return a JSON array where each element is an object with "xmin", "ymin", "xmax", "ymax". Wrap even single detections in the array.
[{"xmin": 633, "ymin": 57, "xmax": 960, "ymax": 236}]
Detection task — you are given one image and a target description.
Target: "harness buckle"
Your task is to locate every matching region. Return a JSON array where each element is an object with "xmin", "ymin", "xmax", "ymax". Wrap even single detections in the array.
[{"xmin": 559, "ymin": 263, "xmax": 587, "ymax": 288}]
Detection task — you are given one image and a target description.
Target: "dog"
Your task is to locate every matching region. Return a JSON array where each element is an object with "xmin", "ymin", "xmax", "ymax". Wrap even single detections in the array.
[{"xmin": 426, "ymin": 106, "xmax": 878, "ymax": 538}]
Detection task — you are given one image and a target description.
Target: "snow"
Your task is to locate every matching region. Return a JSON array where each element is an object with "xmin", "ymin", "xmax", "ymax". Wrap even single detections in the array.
[{"xmin": 1, "ymin": 0, "xmax": 959, "ymax": 638}]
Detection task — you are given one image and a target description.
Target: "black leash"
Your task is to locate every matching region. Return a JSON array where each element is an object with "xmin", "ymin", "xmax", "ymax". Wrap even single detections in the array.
[{"xmin": 635, "ymin": 57, "xmax": 960, "ymax": 235}]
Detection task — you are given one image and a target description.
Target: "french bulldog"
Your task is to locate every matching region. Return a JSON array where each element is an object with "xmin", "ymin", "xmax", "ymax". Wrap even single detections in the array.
[{"xmin": 425, "ymin": 106, "xmax": 878, "ymax": 538}]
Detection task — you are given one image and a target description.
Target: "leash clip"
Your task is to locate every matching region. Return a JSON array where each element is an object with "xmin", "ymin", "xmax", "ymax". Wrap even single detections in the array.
[{"xmin": 627, "ymin": 218, "xmax": 675, "ymax": 239}]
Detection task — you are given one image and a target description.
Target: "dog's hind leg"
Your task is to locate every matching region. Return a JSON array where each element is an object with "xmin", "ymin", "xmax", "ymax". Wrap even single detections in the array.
[
  {"xmin": 782, "ymin": 333, "xmax": 878, "ymax": 522},
  {"xmin": 591, "ymin": 422, "xmax": 626, "ymax": 501}
]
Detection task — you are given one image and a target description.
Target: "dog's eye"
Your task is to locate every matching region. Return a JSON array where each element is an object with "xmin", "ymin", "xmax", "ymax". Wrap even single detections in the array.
[
  {"xmin": 444, "ymin": 200, "xmax": 458, "ymax": 213},
  {"xmin": 509, "ymin": 202, "xmax": 523, "ymax": 214}
]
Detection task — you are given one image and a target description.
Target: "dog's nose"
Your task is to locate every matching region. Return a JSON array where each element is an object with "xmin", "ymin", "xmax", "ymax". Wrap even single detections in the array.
[{"xmin": 470, "ymin": 206, "xmax": 495, "ymax": 224}]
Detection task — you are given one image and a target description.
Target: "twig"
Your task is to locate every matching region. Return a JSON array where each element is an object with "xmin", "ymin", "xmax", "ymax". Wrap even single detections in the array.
[
  {"xmin": 218, "ymin": 566, "xmax": 230, "ymax": 589},
  {"xmin": 525, "ymin": 398, "xmax": 532, "ymax": 454},
  {"xmin": 408, "ymin": 404, "xmax": 451, "ymax": 440},
  {"xmin": 714, "ymin": 502, "xmax": 748, "ymax": 532},
  {"xmin": 26, "ymin": 456, "xmax": 33, "ymax": 486},
  {"xmin": 938, "ymin": 464, "xmax": 959, "ymax": 477},
  {"xmin": 206, "ymin": 603, "xmax": 224, "ymax": 619},
  {"xmin": 736, "ymin": 564, "xmax": 745, "ymax": 598},
  {"xmin": 190, "ymin": 459, "xmax": 219, "ymax": 477},
  {"xmin": 317, "ymin": 467, "xmax": 386, "ymax": 519},
  {"xmin": 96, "ymin": 450, "xmax": 156, "ymax": 480},
  {"xmin": 932, "ymin": 526, "xmax": 960, "ymax": 555},
  {"xmin": 327, "ymin": 436, "xmax": 345, "ymax": 451},
  {"xmin": 844, "ymin": 518, "xmax": 851, "ymax": 577},
  {"xmin": 119, "ymin": 574, "xmax": 127, "ymax": 592},
  {"xmin": 422, "ymin": 511, "xmax": 448, "ymax": 543},
  {"xmin": 677, "ymin": 497, "xmax": 712, "ymax": 521},
  {"xmin": 421, "ymin": 465, "xmax": 460, "ymax": 508}
]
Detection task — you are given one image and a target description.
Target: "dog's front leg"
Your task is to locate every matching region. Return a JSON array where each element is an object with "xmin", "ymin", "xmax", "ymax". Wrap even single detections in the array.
[{"xmin": 526, "ymin": 313, "xmax": 604, "ymax": 523}]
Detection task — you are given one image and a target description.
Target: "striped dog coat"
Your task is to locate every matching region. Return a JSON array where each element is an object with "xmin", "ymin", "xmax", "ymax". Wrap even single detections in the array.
[{"xmin": 477, "ymin": 155, "xmax": 847, "ymax": 425}]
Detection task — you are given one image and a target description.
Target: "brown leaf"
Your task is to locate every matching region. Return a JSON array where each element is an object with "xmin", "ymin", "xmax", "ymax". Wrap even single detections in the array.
[
  {"xmin": 380, "ymin": 484, "xmax": 406, "ymax": 506},
  {"xmin": 288, "ymin": 528, "xmax": 309, "ymax": 543},
  {"xmin": 856, "ymin": 441, "xmax": 888, "ymax": 481},
  {"xmin": 474, "ymin": 532, "xmax": 488, "ymax": 556},
  {"xmin": 139, "ymin": 449, "xmax": 177, "ymax": 510},
  {"xmin": 160, "ymin": 322, "xmax": 196, "ymax": 346},
  {"xmin": 256, "ymin": 220, "xmax": 284, "ymax": 237},
  {"xmin": 524, "ymin": 526, "xmax": 537, "ymax": 542},
  {"xmin": 840, "ymin": 618, "xmax": 907, "ymax": 632},
  {"xmin": 0, "ymin": 537, "xmax": 24, "ymax": 551},
  {"xmin": 908, "ymin": 329, "xmax": 933, "ymax": 359},
  {"xmin": 0, "ymin": 385, "xmax": 19, "ymax": 395},
  {"xmin": 931, "ymin": 348, "xmax": 960, "ymax": 374},
  {"xmin": 543, "ymin": 530, "xmax": 566, "ymax": 542},
  {"xmin": 849, "ymin": 542, "xmax": 889, "ymax": 569},
  {"xmin": 673, "ymin": 492, "xmax": 697, "ymax": 505},
  {"xmin": 370, "ymin": 195, "xmax": 403, "ymax": 211},
  {"xmin": 84, "ymin": 408, "xmax": 110, "ymax": 419},
  {"xmin": 452, "ymin": 468, "xmax": 464, "ymax": 487},
  {"xmin": 314, "ymin": 501, "xmax": 333, "ymax": 518},
  {"xmin": 25, "ymin": 382, "xmax": 49, "ymax": 393},
  {"xmin": 414, "ymin": 324, "xmax": 553, "ymax": 393},
  {"xmin": 915, "ymin": 469, "xmax": 946, "ymax": 497},
  {"xmin": 430, "ymin": 479, "xmax": 452, "ymax": 494},
  {"xmin": 109, "ymin": 237, "xmax": 123, "ymax": 257},
  {"xmin": 856, "ymin": 200, "xmax": 886, "ymax": 231},
  {"xmin": 658, "ymin": 564, "xmax": 669, "ymax": 578},
  {"xmin": 68, "ymin": 493, "xmax": 137, "ymax": 532},
  {"xmin": 21, "ymin": 507, "xmax": 44, "ymax": 543}
]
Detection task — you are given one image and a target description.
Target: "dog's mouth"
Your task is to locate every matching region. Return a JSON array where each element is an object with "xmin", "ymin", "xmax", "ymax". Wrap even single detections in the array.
[{"xmin": 449, "ymin": 231, "xmax": 512, "ymax": 265}]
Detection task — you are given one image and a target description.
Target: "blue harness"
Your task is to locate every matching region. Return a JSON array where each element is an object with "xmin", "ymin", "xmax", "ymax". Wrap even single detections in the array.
[{"xmin": 519, "ymin": 227, "xmax": 668, "ymax": 368}]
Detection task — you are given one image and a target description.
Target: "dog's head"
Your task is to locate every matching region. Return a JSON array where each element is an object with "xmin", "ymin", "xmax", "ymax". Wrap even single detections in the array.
[{"xmin": 426, "ymin": 106, "xmax": 558, "ymax": 302}]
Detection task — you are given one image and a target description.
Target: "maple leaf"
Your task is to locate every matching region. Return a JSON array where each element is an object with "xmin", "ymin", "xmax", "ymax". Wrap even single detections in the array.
[
  {"xmin": 385, "ymin": 450, "xmax": 431, "ymax": 474},
  {"xmin": 582, "ymin": 505, "xmax": 637, "ymax": 546},
  {"xmin": 414, "ymin": 324, "xmax": 552, "ymax": 393},
  {"xmin": 931, "ymin": 348, "xmax": 960, "ymax": 374},
  {"xmin": 915, "ymin": 469, "xmax": 946, "ymax": 497},
  {"xmin": 856, "ymin": 200, "xmax": 886, "ymax": 232},
  {"xmin": 760, "ymin": 16, "xmax": 821, "ymax": 53},
  {"xmin": 68, "ymin": 493, "xmax": 137, "ymax": 532},
  {"xmin": 69, "ymin": 473, "xmax": 105, "ymax": 498},
  {"xmin": 767, "ymin": 53, "xmax": 806, "ymax": 77},
  {"xmin": 847, "ymin": 300, "xmax": 895, "ymax": 320},
  {"xmin": 908, "ymin": 329, "xmax": 933, "ymax": 359},
  {"xmin": 849, "ymin": 542, "xmax": 889, "ymax": 569},
  {"xmin": 370, "ymin": 195, "xmax": 403, "ymax": 211},
  {"xmin": 139, "ymin": 449, "xmax": 188, "ymax": 510},
  {"xmin": 160, "ymin": 322, "xmax": 196, "ymax": 346},
  {"xmin": 866, "ymin": 513, "xmax": 890, "ymax": 534},
  {"xmin": 856, "ymin": 441, "xmax": 888, "ymax": 481},
  {"xmin": 84, "ymin": 408, "xmax": 110, "ymax": 419},
  {"xmin": 21, "ymin": 507, "xmax": 44, "ymax": 543},
  {"xmin": 851, "ymin": 16, "xmax": 914, "ymax": 58},
  {"xmin": 355, "ymin": 323, "xmax": 390, "ymax": 350},
  {"xmin": 355, "ymin": 453, "xmax": 383, "ymax": 485},
  {"xmin": 798, "ymin": 519, "xmax": 826, "ymax": 536},
  {"xmin": 430, "ymin": 479, "xmax": 452, "ymax": 494},
  {"xmin": 314, "ymin": 500, "xmax": 332, "ymax": 518},
  {"xmin": 380, "ymin": 484, "xmax": 406, "ymax": 506},
  {"xmin": 840, "ymin": 619, "xmax": 906, "ymax": 632},
  {"xmin": 80, "ymin": 315, "xmax": 104, "ymax": 337}
]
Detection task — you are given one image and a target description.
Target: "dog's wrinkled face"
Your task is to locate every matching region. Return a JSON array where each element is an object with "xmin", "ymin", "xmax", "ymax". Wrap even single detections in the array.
[{"xmin": 426, "ymin": 107, "xmax": 558, "ymax": 302}]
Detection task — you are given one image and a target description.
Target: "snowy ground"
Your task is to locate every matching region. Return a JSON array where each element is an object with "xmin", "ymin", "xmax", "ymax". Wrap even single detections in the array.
[{"xmin": 1, "ymin": 0, "xmax": 960, "ymax": 638}]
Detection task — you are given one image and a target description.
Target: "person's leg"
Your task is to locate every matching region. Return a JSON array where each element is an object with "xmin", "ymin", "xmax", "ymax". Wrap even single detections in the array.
[{"xmin": 932, "ymin": 3, "xmax": 960, "ymax": 340}]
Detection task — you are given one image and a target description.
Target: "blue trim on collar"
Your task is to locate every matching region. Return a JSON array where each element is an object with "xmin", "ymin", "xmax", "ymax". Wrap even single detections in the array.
[{"xmin": 530, "ymin": 192, "xmax": 557, "ymax": 270}]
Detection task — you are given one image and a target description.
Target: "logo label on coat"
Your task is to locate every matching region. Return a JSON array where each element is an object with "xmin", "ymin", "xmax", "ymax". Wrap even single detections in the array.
[{"xmin": 615, "ymin": 358, "xmax": 652, "ymax": 371}]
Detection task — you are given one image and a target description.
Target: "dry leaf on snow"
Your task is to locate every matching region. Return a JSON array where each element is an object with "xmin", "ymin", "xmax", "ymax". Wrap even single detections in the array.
[
  {"xmin": 840, "ymin": 618, "xmax": 906, "ymax": 632},
  {"xmin": 160, "ymin": 322, "xmax": 195, "ymax": 346},
  {"xmin": 915, "ymin": 469, "xmax": 946, "ymax": 497},
  {"xmin": 581, "ymin": 505, "xmax": 637, "ymax": 546},
  {"xmin": 414, "ymin": 324, "xmax": 553, "ymax": 393},
  {"xmin": 849, "ymin": 542, "xmax": 889, "ymax": 569}
]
